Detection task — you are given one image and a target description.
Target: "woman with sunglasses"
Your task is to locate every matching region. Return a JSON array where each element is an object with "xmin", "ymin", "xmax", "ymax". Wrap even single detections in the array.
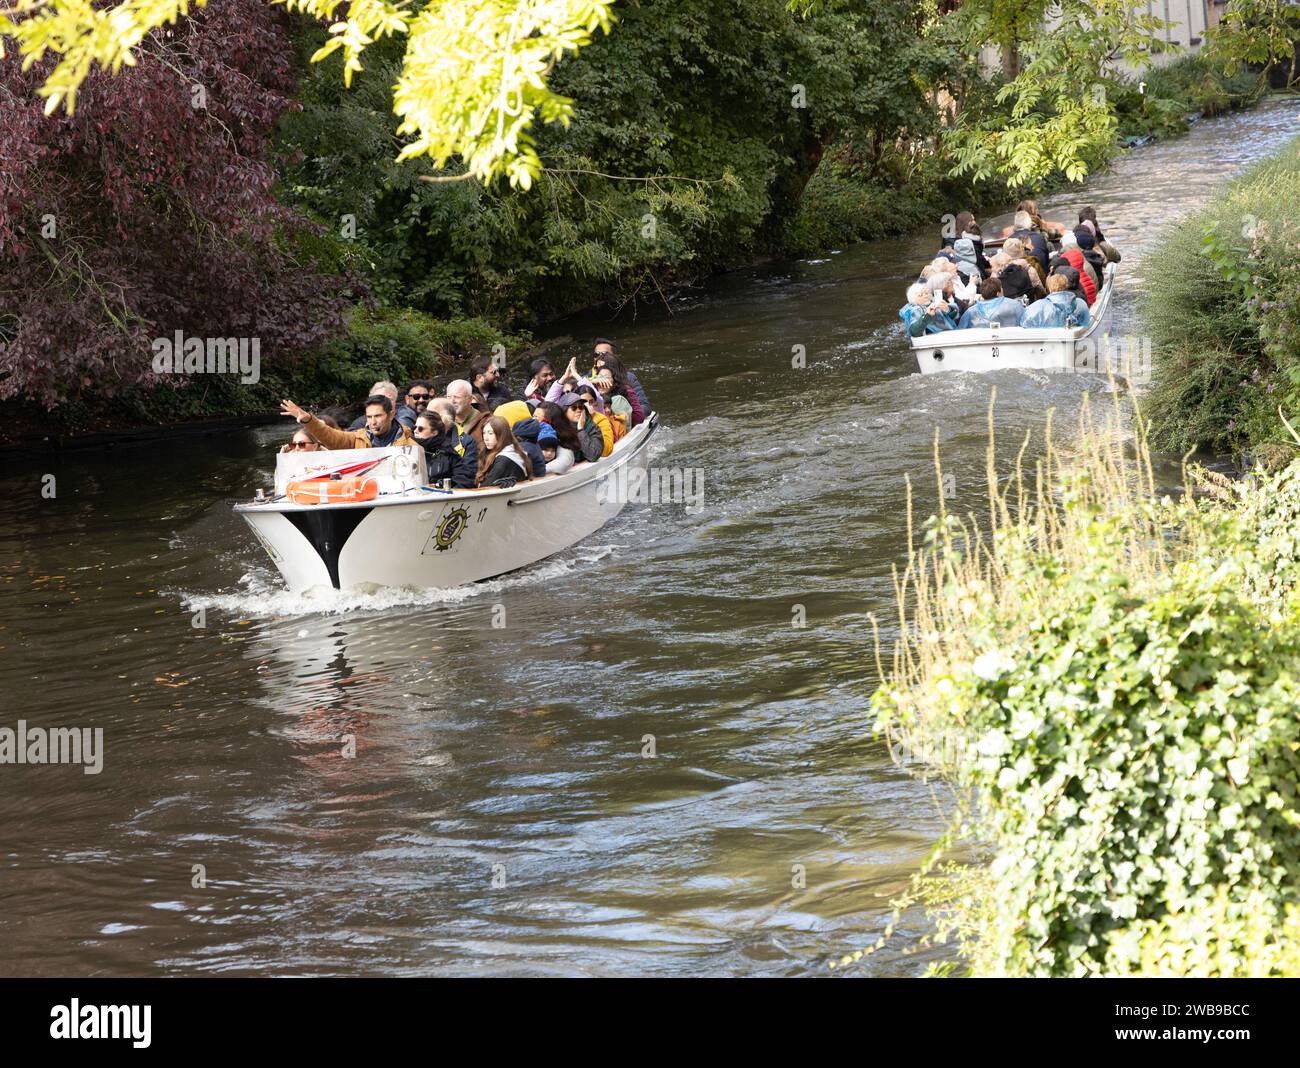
[
  {"xmin": 556, "ymin": 393, "xmax": 608, "ymax": 462},
  {"xmin": 278, "ymin": 414, "xmax": 339, "ymax": 453},
  {"xmin": 573, "ymin": 384, "xmax": 616, "ymax": 456},
  {"xmin": 414, "ymin": 412, "xmax": 476, "ymax": 488}
]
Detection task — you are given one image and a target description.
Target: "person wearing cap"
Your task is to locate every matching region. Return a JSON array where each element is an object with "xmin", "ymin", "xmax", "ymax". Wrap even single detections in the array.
[
  {"xmin": 557, "ymin": 392, "xmax": 608, "ymax": 462},
  {"xmin": 1073, "ymin": 228, "xmax": 1107, "ymax": 288}
]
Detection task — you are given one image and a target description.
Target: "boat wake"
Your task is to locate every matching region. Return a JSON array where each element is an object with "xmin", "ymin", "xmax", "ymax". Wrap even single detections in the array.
[{"xmin": 175, "ymin": 543, "xmax": 619, "ymax": 620}]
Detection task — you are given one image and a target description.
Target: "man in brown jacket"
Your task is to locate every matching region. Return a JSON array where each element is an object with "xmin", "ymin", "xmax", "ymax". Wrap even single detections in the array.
[
  {"xmin": 444, "ymin": 379, "xmax": 487, "ymax": 450},
  {"xmin": 280, "ymin": 395, "xmax": 418, "ymax": 450}
]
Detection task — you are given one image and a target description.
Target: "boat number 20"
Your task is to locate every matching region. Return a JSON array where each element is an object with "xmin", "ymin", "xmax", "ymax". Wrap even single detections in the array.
[{"xmin": 991, "ymin": 345, "xmax": 1000, "ymax": 359}]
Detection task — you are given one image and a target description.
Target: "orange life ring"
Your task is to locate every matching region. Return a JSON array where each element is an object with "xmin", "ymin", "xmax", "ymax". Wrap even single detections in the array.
[{"xmin": 286, "ymin": 476, "xmax": 379, "ymax": 506}]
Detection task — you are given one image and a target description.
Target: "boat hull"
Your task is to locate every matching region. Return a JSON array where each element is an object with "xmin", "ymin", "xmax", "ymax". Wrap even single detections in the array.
[
  {"xmin": 236, "ymin": 415, "xmax": 658, "ymax": 594},
  {"xmin": 911, "ymin": 263, "xmax": 1121, "ymax": 375}
]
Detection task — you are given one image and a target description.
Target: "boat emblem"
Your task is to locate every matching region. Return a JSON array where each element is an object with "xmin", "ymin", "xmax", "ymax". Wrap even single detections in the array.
[{"xmin": 433, "ymin": 506, "xmax": 470, "ymax": 552}]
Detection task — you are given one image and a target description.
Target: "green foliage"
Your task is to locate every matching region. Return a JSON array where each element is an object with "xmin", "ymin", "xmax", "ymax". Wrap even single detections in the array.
[
  {"xmin": 3, "ymin": 0, "xmax": 617, "ymax": 188},
  {"xmin": 36, "ymin": 307, "xmax": 528, "ymax": 435},
  {"xmin": 1102, "ymin": 887, "xmax": 1300, "ymax": 976},
  {"xmin": 1144, "ymin": 136, "xmax": 1300, "ymax": 456},
  {"xmin": 1111, "ymin": 54, "xmax": 1263, "ymax": 141},
  {"xmin": 1205, "ymin": 0, "xmax": 1300, "ymax": 91},
  {"xmin": 276, "ymin": 0, "xmax": 953, "ymax": 323},
  {"xmin": 872, "ymin": 394, "xmax": 1300, "ymax": 976},
  {"xmin": 940, "ymin": 0, "xmax": 1173, "ymax": 187},
  {"xmin": 785, "ymin": 141, "xmax": 1009, "ymax": 255}
]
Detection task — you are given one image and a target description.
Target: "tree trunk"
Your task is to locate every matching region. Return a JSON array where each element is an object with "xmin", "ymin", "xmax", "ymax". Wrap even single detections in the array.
[{"xmin": 1001, "ymin": 39, "xmax": 1019, "ymax": 80}]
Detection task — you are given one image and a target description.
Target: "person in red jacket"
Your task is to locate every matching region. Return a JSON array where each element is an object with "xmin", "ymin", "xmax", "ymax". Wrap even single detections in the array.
[{"xmin": 1058, "ymin": 231, "xmax": 1098, "ymax": 305}]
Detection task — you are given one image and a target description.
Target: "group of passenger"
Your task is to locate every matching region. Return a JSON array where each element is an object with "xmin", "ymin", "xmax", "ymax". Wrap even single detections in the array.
[
  {"xmin": 278, "ymin": 338, "xmax": 652, "ymax": 490},
  {"xmin": 899, "ymin": 201, "xmax": 1122, "ymax": 337}
]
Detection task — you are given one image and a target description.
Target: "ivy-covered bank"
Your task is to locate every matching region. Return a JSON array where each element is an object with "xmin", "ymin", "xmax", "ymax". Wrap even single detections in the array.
[
  {"xmin": 1144, "ymin": 134, "xmax": 1300, "ymax": 461},
  {"xmin": 866, "ymin": 394, "xmax": 1300, "ymax": 976}
]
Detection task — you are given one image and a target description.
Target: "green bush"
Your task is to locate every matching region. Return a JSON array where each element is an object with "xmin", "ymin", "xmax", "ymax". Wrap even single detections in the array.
[
  {"xmin": 32, "ymin": 308, "xmax": 529, "ymax": 439},
  {"xmin": 1113, "ymin": 54, "xmax": 1263, "ymax": 141},
  {"xmin": 873, "ymin": 394, "xmax": 1300, "ymax": 976},
  {"xmin": 1144, "ymin": 135, "xmax": 1300, "ymax": 456}
]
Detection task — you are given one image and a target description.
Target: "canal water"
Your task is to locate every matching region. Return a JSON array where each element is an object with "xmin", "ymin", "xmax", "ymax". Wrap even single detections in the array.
[{"xmin": 1, "ymin": 100, "xmax": 1296, "ymax": 976}]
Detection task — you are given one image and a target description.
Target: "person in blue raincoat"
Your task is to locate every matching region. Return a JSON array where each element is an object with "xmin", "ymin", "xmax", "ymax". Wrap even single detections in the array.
[
  {"xmin": 1022, "ymin": 274, "xmax": 1091, "ymax": 329},
  {"xmin": 899, "ymin": 282, "xmax": 957, "ymax": 337}
]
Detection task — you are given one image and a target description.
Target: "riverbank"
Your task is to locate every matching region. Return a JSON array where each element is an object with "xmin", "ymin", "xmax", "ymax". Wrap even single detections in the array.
[
  {"xmin": 1143, "ymin": 132, "xmax": 1300, "ymax": 463},
  {"xmin": 870, "ymin": 392, "xmax": 1300, "ymax": 976}
]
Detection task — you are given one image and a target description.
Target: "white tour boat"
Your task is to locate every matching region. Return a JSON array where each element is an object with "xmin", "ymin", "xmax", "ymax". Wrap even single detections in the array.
[
  {"xmin": 236, "ymin": 414, "xmax": 657, "ymax": 594},
  {"xmin": 911, "ymin": 262, "xmax": 1119, "ymax": 375}
]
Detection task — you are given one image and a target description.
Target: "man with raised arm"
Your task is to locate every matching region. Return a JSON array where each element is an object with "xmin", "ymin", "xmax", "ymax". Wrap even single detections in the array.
[{"xmin": 280, "ymin": 396, "xmax": 418, "ymax": 450}]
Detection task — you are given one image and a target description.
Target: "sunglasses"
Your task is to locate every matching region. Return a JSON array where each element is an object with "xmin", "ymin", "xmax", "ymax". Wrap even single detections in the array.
[{"xmin": 408, "ymin": 393, "xmax": 430, "ymax": 401}]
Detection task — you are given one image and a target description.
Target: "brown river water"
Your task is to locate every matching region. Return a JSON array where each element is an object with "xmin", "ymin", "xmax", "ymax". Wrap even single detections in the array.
[{"xmin": 1, "ymin": 100, "xmax": 1296, "ymax": 977}]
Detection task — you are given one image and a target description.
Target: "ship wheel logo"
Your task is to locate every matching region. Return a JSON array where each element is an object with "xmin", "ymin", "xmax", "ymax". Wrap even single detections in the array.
[{"xmin": 434, "ymin": 506, "xmax": 470, "ymax": 551}]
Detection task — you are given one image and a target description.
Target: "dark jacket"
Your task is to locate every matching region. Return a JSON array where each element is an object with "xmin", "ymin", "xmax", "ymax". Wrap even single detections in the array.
[
  {"xmin": 1081, "ymin": 248, "xmax": 1107, "ymax": 287},
  {"xmin": 575, "ymin": 417, "xmax": 605, "ymax": 463},
  {"xmin": 998, "ymin": 262, "xmax": 1037, "ymax": 305},
  {"xmin": 509, "ymin": 418, "xmax": 548, "ymax": 478},
  {"xmin": 480, "ymin": 445, "xmax": 530, "ymax": 486},
  {"xmin": 1012, "ymin": 228, "xmax": 1051, "ymax": 275},
  {"xmin": 625, "ymin": 371, "xmax": 651, "ymax": 417},
  {"xmin": 479, "ymin": 381, "xmax": 513, "ymax": 411},
  {"xmin": 420, "ymin": 432, "xmax": 477, "ymax": 488}
]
